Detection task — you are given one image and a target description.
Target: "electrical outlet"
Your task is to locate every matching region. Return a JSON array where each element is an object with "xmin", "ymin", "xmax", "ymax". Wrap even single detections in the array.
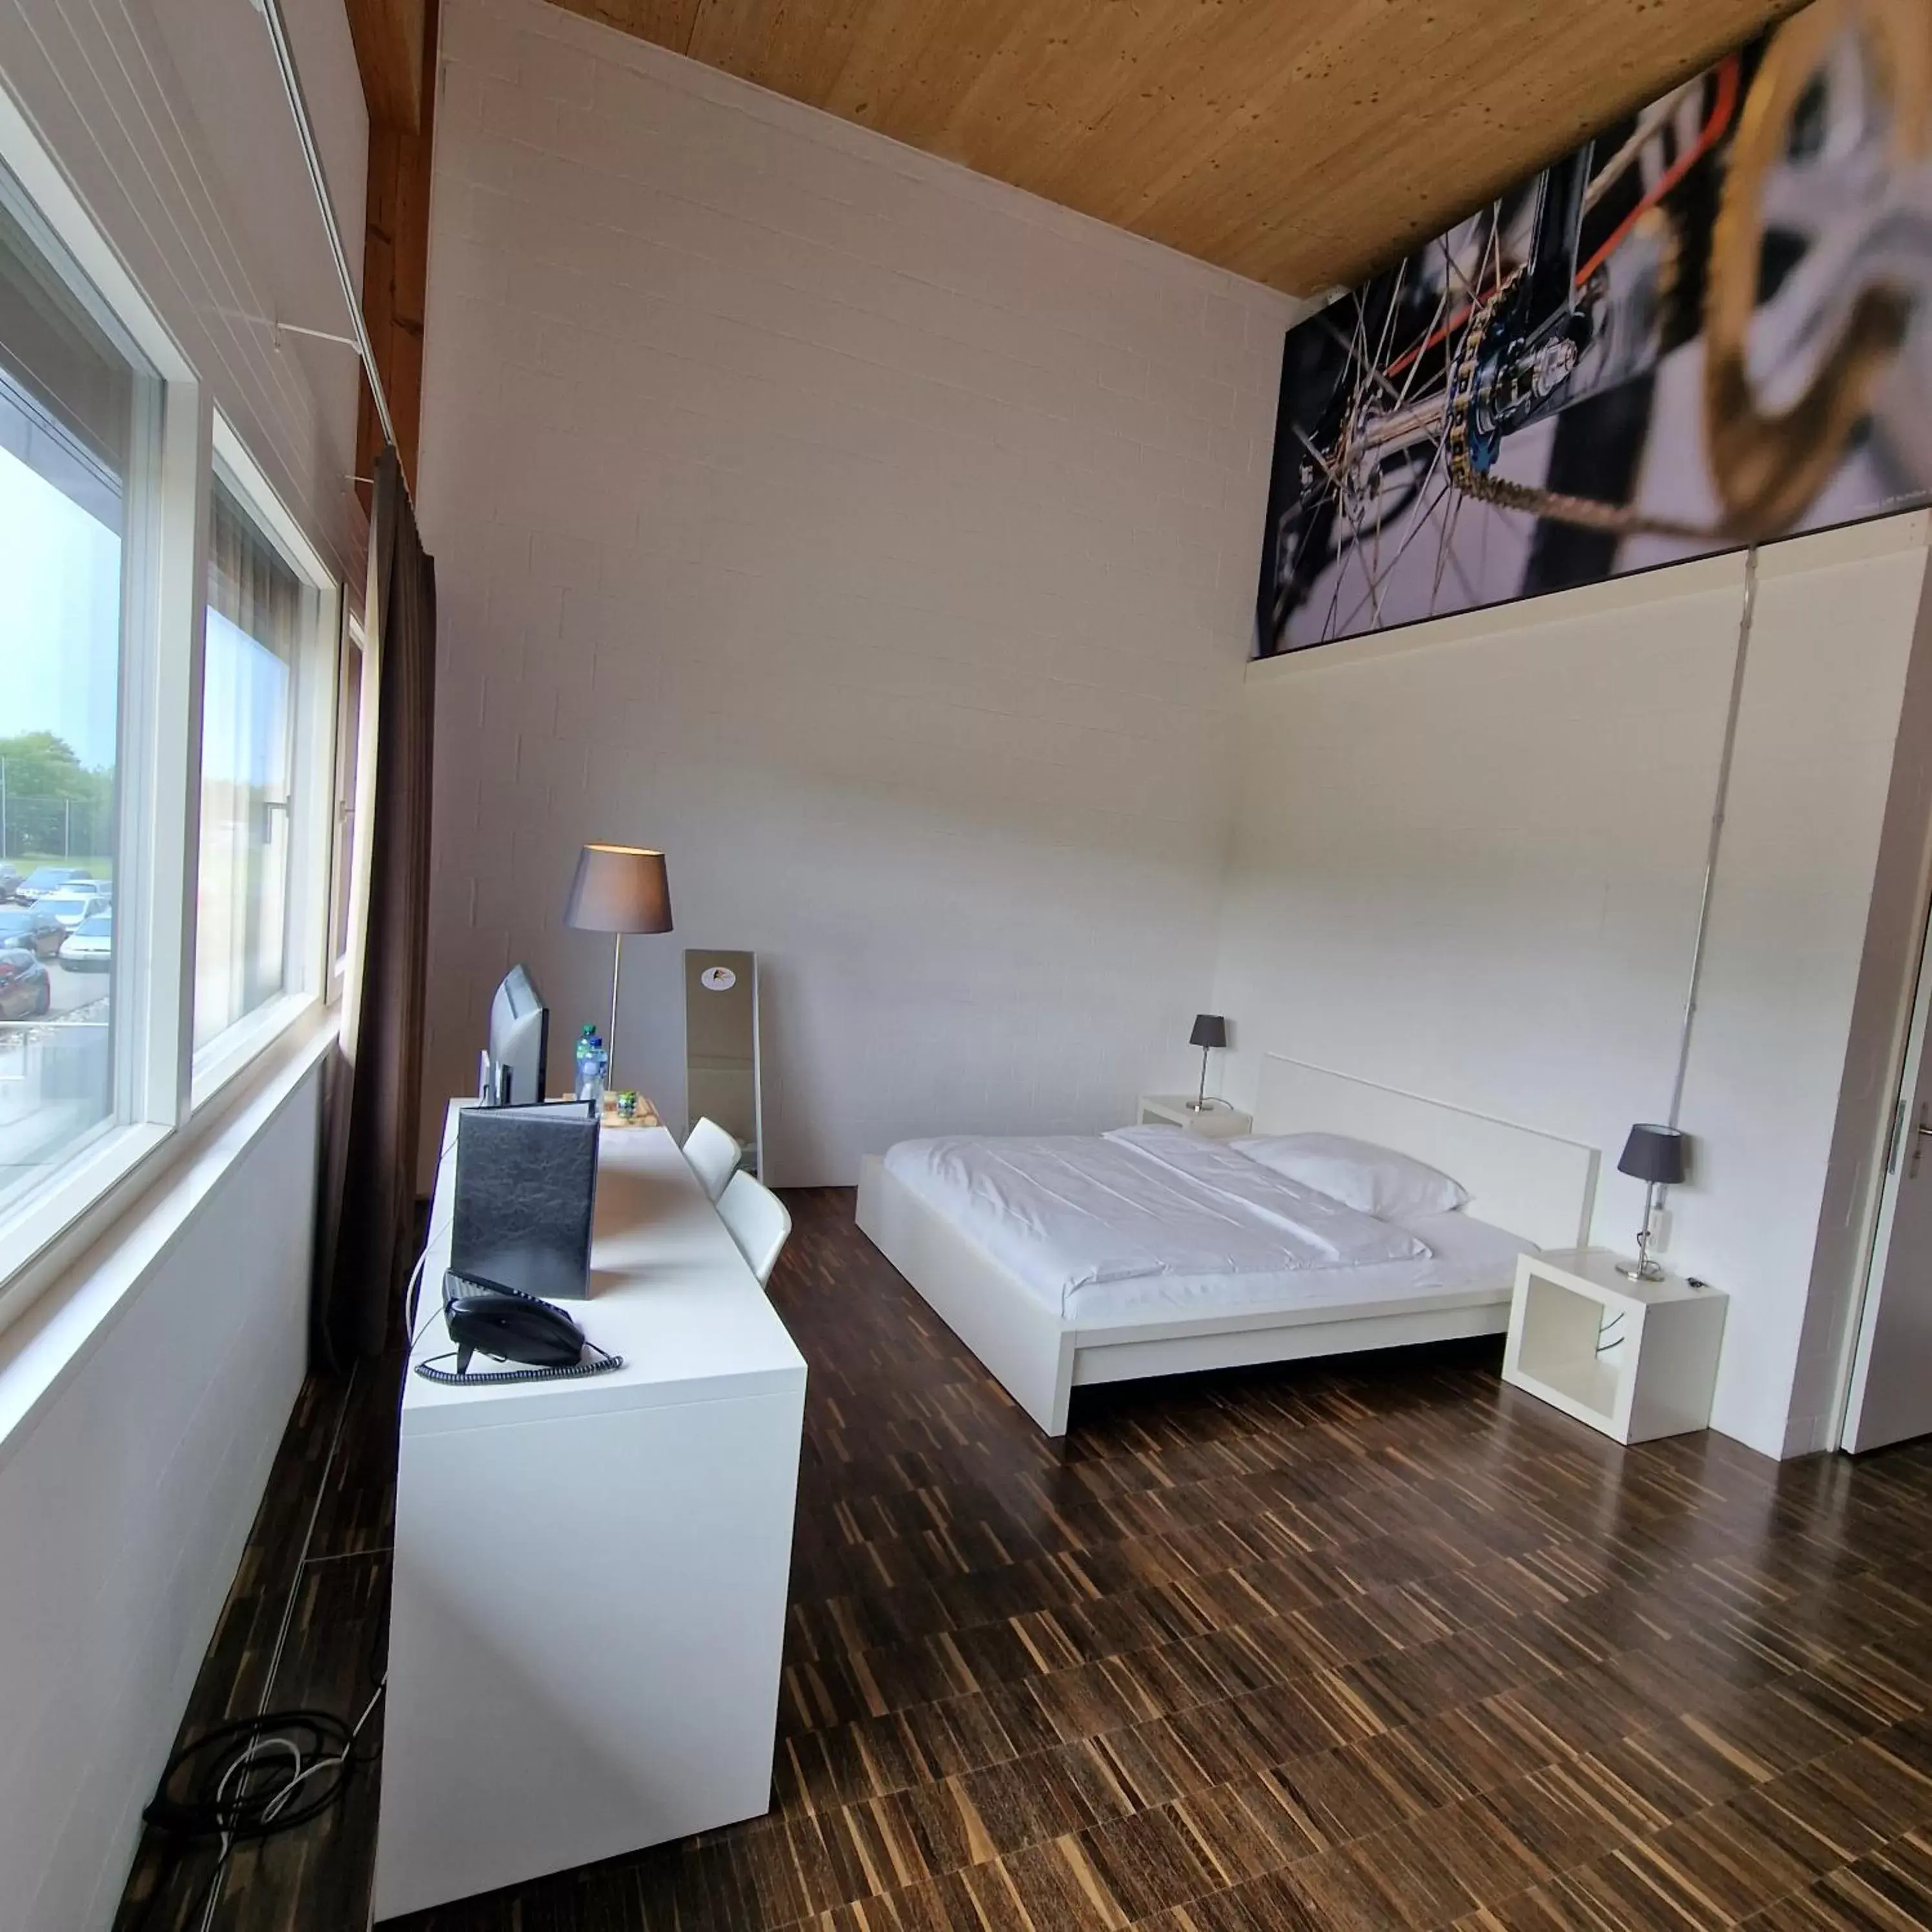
[{"xmin": 1648, "ymin": 1207, "xmax": 1672, "ymax": 1253}]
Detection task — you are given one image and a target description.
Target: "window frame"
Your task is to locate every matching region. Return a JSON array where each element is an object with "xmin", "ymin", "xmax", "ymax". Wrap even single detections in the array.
[
  {"xmin": 0, "ymin": 83, "xmax": 362, "ymax": 1339},
  {"xmin": 326, "ymin": 615, "xmax": 368, "ymax": 1001},
  {"xmin": 187, "ymin": 416, "xmax": 340, "ymax": 1110},
  {"xmin": 0, "ymin": 85, "xmax": 203, "ymax": 1322}
]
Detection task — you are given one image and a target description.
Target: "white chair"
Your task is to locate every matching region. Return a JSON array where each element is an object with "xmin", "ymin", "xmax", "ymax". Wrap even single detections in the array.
[
  {"xmin": 717, "ymin": 1169, "xmax": 790, "ymax": 1285},
  {"xmin": 683, "ymin": 1116, "xmax": 741, "ymax": 1202}
]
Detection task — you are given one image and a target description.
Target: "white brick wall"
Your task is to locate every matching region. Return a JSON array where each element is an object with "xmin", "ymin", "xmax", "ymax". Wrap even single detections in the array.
[
  {"xmin": 1213, "ymin": 516, "xmax": 1932, "ymax": 1459},
  {"xmin": 416, "ymin": 0, "xmax": 1303, "ymax": 1183}
]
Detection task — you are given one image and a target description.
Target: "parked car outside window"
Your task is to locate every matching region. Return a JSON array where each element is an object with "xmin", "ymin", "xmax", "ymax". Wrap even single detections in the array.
[
  {"xmin": 58, "ymin": 914, "xmax": 112, "ymax": 973},
  {"xmin": 38, "ymin": 889, "xmax": 110, "ymax": 930},
  {"xmin": 0, "ymin": 905, "xmax": 67, "ymax": 959},
  {"xmin": 0, "ymin": 947, "xmax": 51, "ymax": 1019},
  {"xmin": 15, "ymin": 866, "xmax": 94, "ymax": 905}
]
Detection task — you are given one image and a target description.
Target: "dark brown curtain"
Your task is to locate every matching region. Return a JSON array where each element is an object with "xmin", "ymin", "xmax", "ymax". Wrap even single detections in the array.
[{"xmin": 314, "ymin": 445, "xmax": 436, "ymax": 1366}]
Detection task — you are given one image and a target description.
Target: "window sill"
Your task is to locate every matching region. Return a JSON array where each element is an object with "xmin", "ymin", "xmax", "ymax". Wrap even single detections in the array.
[
  {"xmin": 0, "ymin": 1120, "xmax": 174, "ymax": 1322},
  {"xmin": 191, "ymin": 989, "xmax": 320, "ymax": 1113},
  {"xmin": 0, "ymin": 1012, "xmax": 337, "ymax": 1474}
]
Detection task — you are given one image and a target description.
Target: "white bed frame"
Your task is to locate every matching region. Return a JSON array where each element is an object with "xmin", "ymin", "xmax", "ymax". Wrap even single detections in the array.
[{"xmin": 855, "ymin": 1055, "xmax": 1599, "ymax": 1435}]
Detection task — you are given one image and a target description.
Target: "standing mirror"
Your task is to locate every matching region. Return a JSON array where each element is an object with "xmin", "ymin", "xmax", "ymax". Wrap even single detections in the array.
[{"xmin": 684, "ymin": 950, "xmax": 761, "ymax": 1177}]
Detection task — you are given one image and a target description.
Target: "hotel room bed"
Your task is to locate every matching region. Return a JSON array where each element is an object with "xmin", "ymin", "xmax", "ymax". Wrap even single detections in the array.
[{"xmin": 857, "ymin": 1055, "xmax": 1599, "ymax": 1435}]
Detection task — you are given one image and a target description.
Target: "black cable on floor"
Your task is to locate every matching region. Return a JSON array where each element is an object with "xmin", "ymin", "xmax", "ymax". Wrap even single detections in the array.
[
  {"xmin": 135, "ymin": 1685, "xmax": 384, "ymax": 1931},
  {"xmin": 127, "ymin": 1358, "xmax": 384, "ymax": 1931},
  {"xmin": 143, "ymin": 1706, "xmax": 364, "ymax": 1840}
]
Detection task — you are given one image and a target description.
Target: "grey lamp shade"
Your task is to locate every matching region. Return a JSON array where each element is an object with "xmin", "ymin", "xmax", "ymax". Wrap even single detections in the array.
[
  {"xmin": 1618, "ymin": 1122, "xmax": 1687, "ymax": 1186},
  {"xmin": 1189, "ymin": 1013, "xmax": 1228, "ymax": 1051},
  {"xmin": 563, "ymin": 845, "xmax": 673, "ymax": 934}
]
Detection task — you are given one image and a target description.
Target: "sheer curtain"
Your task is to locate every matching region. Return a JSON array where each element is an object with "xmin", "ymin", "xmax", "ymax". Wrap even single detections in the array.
[{"xmin": 314, "ymin": 445, "xmax": 436, "ymax": 1365}]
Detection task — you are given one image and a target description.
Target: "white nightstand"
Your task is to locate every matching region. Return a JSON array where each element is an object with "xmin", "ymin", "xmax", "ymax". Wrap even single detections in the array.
[
  {"xmin": 1501, "ymin": 1248, "xmax": 1727, "ymax": 1445},
  {"xmin": 1136, "ymin": 1093, "xmax": 1254, "ymax": 1139}
]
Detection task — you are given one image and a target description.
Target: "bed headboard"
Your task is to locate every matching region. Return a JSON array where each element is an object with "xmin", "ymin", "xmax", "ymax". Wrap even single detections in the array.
[{"xmin": 1251, "ymin": 1056, "xmax": 1598, "ymax": 1251}]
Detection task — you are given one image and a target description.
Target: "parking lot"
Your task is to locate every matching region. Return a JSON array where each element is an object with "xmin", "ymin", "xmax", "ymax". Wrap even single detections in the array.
[
  {"xmin": 0, "ymin": 954, "xmax": 110, "ymax": 1200},
  {"xmin": 40, "ymin": 956, "xmax": 108, "ymax": 1018}
]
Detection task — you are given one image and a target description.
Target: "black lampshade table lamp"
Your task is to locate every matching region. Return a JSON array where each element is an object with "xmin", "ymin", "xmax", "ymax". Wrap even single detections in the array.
[
  {"xmin": 564, "ymin": 845, "xmax": 673, "ymax": 1090},
  {"xmin": 1187, "ymin": 1014, "xmax": 1228, "ymax": 1113},
  {"xmin": 1616, "ymin": 1122, "xmax": 1688, "ymax": 1281}
]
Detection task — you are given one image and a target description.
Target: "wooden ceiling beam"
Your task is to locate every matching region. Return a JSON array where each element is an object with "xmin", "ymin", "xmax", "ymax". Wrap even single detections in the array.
[
  {"xmin": 353, "ymin": 0, "xmax": 439, "ymax": 494},
  {"xmin": 346, "ymin": 0, "xmax": 429, "ymax": 133}
]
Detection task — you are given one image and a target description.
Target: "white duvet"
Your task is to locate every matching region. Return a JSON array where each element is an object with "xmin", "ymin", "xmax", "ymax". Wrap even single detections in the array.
[{"xmin": 883, "ymin": 1127, "xmax": 1530, "ymax": 1322}]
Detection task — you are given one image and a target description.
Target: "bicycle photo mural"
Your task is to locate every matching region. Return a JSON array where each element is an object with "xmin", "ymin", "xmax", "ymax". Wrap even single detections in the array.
[{"xmin": 1256, "ymin": 0, "xmax": 1932, "ymax": 654}]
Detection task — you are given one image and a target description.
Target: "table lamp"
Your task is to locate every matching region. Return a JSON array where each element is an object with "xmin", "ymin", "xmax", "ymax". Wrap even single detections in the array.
[
  {"xmin": 1187, "ymin": 1013, "xmax": 1228, "ymax": 1113},
  {"xmin": 564, "ymin": 844, "xmax": 672, "ymax": 1090},
  {"xmin": 1616, "ymin": 1122, "xmax": 1687, "ymax": 1281}
]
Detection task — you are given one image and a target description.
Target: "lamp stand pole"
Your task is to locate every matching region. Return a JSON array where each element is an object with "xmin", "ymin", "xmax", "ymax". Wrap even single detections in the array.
[
  {"xmin": 606, "ymin": 931, "xmax": 624, "ymax": 1091},
  {"xmin": 1190, "ymin": 1044, "xmax": 1210, "ymax": 1113},
  {"xmin": 1617, "ymin": 1182, "xmax": 1664, "ymax": 1282}
]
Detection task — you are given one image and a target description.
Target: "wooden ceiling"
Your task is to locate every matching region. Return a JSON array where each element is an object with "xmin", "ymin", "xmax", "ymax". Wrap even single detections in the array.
[{"xmin": 546, "ymin": 0, "xmax": 1802, "ymax": 294}]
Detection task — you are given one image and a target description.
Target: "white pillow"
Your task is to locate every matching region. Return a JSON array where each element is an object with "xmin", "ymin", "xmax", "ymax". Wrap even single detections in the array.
[{"xmin": 1229, "ymin": 1132, "xmax": 1470, "ymax": 1219}]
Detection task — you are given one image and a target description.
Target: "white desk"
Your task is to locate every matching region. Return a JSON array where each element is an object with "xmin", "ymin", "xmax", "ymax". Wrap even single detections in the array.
[{"xmin": 373, "ymin": 1105, "xmax": 807, "ymax": 1921}]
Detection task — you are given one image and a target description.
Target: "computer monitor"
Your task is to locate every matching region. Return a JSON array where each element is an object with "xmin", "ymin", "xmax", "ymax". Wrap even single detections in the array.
[{"xmin": 488, "ymin": 965, "xmax": 548, "ymax": 1107}]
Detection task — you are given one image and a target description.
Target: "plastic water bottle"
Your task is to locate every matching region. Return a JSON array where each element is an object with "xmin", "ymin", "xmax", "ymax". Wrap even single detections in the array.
[{"xmin": 575, "ymin": 1025, "xmax": 604, "ymax": 1105}]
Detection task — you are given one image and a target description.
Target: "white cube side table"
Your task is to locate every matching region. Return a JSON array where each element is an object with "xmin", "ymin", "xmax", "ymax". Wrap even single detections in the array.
[
  {"xmin": 1501, "ymin": 1248, "xmax": 1727, "ymax": 1444},
  {"xmin": 1136, "ymin": 1093, "xmax": 1254, "ymax": 1139}
]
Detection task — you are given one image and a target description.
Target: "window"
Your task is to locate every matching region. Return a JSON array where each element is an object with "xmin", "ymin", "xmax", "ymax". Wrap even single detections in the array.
[
  {"xmin": 191, "ymin": 433, "xmax": 334, "ymax": 1091},
  {"xmin": 195, "ymin": 476, "xmax": 306, "ymax": 1043},
  {"xmin": 0, "ymin": 158, "xmax": 161, "ymax": 1228},
  {"xmin": 328, "ymin": 624, "xmax": 365, "ymax": 982},
  {"xmin": 0, "ymin": 94, "xmax": 349, "ymax": 1322}
]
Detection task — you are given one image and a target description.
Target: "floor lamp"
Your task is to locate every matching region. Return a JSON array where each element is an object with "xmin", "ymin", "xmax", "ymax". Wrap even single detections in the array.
[{"xmin": 564, "ymin": 844, "xmax": 673, "ymax": 1090}]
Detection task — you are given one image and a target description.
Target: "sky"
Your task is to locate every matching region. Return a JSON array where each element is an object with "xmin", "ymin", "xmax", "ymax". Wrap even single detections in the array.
[{"xmin": 0, "ymin": 440, "xmax": 121, "ymax": 770}]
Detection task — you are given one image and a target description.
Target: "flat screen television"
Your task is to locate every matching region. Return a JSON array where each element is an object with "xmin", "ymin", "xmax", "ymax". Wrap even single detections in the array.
[{"xmin": 488, "ymin": 964, "xmax": 548, "ymax": 1107}]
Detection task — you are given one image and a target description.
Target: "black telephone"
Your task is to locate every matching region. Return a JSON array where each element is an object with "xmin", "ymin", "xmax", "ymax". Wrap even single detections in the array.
[{"xmin": 415, "ymin": 1270, "xmax": 623, "ymax": 1386}]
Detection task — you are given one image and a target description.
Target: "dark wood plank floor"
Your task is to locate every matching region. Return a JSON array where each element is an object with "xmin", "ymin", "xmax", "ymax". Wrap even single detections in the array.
[{"xmin": 116, "ymin": 1190, "xmax": 1932, "ymax": 1931}]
